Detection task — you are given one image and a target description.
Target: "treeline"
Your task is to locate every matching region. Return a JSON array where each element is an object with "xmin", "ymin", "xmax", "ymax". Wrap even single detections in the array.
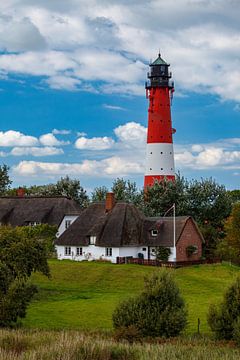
[{"xmin": 0, "ymin": 164, "xmax": 240, "ymax": 261}]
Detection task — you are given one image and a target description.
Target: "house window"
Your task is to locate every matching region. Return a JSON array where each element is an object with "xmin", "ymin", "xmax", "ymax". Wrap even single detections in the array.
[
  {"xmin": 142, "ymin": 248, "xmax": 146, "ymax": 251},
  {"xmin": 65, "ymin": 247, "xmax": 71, "ymax": 256},
  {"xmin": 65, "ymin": 220, "xmax": 71, "ymax": 229},
  {"xmin": 151, "ymin": 229, "xmax": 158, "ymax": 237},
  {"xmin": 28, "ymin": 221, "xmax": 41, "ymax": 227},
  {"xmin": 76, "ymin": 247, "xmax": 83, "ymax": 256},
  {"xmin": 90, "ymin": 236, "xmax": 96, "ymax": 245},
  {"xmin": 193, "ymin": 245, "xmax": 198, "ymax": 254},
  {"xmin": 105, "ymin": 247, "xmax": 112, "ymax": 257}
]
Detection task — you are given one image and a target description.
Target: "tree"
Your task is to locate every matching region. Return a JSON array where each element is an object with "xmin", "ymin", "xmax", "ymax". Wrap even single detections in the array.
[
  {"xmin": 186, "ymin": 177, "xmax": 231, "ymax": 228},
  {"xmin": 142, "ymin": 173, "xmax": 188, "ymax": 217},
  {"xmin": 113, "ymin": 270, "xmax": 187, "ymax": 338},
  {"xmin": 0, "ymin": 164, "xmax": 12, "ymax": 195},
  {"xmin": 0, "ymin": 226, "xmax": 50, "ymax": 327},
  {"xmin": 208, "ymin": 277, "xmax": 240, "ymax": 341},
  {"xmin": 111, "ymin": 178, "xmax": 142, "ymax": 206},
  {"xmin": 91, "ymin": 186, "xmax": 108, "ymax": 202},
  {"xmin": 228, "ymin": 190, "xmax": 240, "ymax": 204},
  {"xmin": 8, "ymin": 176, "xmax": 89, "ymax": 208},
  {"xmin": 217, "ymin": 203, "xmax": 240, "ymax": 263}
]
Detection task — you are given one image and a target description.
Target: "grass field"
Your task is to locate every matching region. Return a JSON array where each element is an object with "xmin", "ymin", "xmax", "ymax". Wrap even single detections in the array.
[{"xmin": 22, "ymin": 260, "xmax": 240, "ymax": 335}]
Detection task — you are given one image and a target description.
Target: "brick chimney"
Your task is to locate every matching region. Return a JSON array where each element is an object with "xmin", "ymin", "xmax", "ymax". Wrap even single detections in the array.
[
  {"xmin": 16, "ymin": 187, "xmax": 25, "ymax": 197},
  {"xmin": 105, "ymin": 192, "xmax": 116, "ymax": 212}
]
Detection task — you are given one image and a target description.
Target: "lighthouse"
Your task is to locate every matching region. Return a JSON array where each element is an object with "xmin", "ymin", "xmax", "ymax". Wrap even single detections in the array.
[{"xmin": 144, "ymin": 53, "xmax": 175, "ymax": 188}]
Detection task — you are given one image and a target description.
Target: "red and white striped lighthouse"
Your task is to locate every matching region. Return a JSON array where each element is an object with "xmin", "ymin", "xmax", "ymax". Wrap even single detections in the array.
[{"xmin": 144, "ymin": 53, "xmax": 175, "ymax": 188}]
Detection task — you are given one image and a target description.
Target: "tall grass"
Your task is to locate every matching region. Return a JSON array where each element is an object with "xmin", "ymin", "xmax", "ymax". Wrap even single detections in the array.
[{"xmin": 0, "ymin": 329, "xmax": 240, "ymax": 360}]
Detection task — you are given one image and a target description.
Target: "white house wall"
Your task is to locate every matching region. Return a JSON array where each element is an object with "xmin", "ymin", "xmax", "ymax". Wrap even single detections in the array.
[
  {"xmin": 56, "ymin": 245, "xmax": 175, "ymax": 263},
  {"xmin": 56, "ymin": 245, "xmax": 120, "ymax": 263}
]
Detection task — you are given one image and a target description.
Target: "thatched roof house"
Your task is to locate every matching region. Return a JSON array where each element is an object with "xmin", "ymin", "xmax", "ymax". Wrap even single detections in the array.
[
  {"xmin": 0, "ymin": 196, "xmax": 81, "ymax": 227},
  {"xmin": 56, "ymin": 193, "xmax": 204, "ymax": 263}
]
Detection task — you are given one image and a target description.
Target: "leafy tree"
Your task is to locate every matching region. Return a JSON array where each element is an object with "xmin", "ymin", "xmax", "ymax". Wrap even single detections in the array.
[
  {"xmin": 0, "ymin": 164, "xmax": 12, "ymax": 195},
  {"xmin": 0, "ymin": 226, "xmax": 50, "ymax": 327},
  {"xmin": 111, "ymin": 178, "xmax": 142, "ymax": 206},
  {"xmin": 91, "ymin": 186, "xmax": 109, "ymax": 202},
  {"xmin": 113, "ymin": 270, "xmax": 187, "ymax": 338},
  {"xmin": 8, "ymin": 176, "xmax": 89, "ymax": 208},
  {"xmin": 142, "ymin": 173, "xmax": 188, "ymax": 217},
  {"xmin": 208, "ymin": 277, "xmax": 240, "ymax": 340},
  {"xmin": 217, "ymin": 203, "xmax": 240, "ymax": 263},
  {"xmin": 228, "ymin": 190, "xmax": 240, "ymax": 204},
  {"xmin": 186, "ymin": 178, "xmax": 231, "ymax": 227}
]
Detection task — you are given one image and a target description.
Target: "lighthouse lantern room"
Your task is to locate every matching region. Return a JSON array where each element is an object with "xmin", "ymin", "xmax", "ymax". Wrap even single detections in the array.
[{"xmin": 144, "ymin": 53, "xmax": 175, "ymax": 188}]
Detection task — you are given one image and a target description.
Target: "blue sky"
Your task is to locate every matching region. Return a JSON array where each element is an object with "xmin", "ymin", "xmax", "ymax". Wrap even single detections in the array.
[{"xmin": 0, "ymin": 0, "xmax": 240, "ymax": 192}]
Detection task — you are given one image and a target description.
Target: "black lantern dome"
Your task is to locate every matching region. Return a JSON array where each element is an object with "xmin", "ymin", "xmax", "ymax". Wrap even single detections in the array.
[{"xmin": 146, "ymin": 53, "xmax": 174, "ymax": 89}]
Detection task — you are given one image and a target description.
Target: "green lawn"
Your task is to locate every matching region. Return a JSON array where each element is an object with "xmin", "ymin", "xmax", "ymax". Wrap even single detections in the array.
[{"xmin": 23, "ymin": 260, "xmax": 240, "ymax": 334}]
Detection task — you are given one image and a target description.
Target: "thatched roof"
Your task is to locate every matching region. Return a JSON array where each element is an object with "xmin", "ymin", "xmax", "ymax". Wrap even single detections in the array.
[
  {"xmin": 0, "ymin": 196, "xmax": 81, "ymax": 226},
  {"xmin": 56, "ymin": 202, "xmax": 203, "ymax": 247},
  {"xmin": 143, "ymin": 216, "xmax": 192, "ymax": 247}
]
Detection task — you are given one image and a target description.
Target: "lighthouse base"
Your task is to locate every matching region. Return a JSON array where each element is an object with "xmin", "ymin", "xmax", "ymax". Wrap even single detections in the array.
[{"xmin": 144, "ymin": 175, "xmax": 175, "ymax": 188}]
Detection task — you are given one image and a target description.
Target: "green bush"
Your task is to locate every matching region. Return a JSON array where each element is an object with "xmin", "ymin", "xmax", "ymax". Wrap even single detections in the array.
[
  {"xmin": 112, "ymin": 270, "xmax": 187, "ymax": 338},
  {"xmin": 208, "ymin": 276, "xmax": 240, "ymax": 340}
]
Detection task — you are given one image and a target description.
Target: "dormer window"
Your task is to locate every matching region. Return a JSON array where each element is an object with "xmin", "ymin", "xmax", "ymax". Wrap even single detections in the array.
[
  {"xmin": 65, "ymin": 220, "xmax": 71, "ymax": 229},
  {"xmin": 151, "ymin": 229, "xmax": 158, "ymax": 237},
  {"xmin": 90, "ymin": 236, "xmax": 96, "ymax": 245}
]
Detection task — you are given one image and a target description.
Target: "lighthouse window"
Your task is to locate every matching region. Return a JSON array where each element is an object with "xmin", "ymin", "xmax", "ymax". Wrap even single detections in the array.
[
  {"xmin": 150, "ymin": 152, "xmax": 152, "ymax": 154},
  {"xmin": 160, "ymin": 152, "xmax": 163, "ymax": 154},
  {"xmin": 161, "ymin": 168, "xmax": 163, "ymax": 170},
  {"xmin": 150, "ymin": 168, "xmax": 152, "ymax": 170}
]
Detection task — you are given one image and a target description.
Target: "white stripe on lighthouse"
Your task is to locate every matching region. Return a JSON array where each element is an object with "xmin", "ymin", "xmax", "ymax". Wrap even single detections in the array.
[{"xmin": 145, "ymin": 143, "xmax": 175, "ymax": 176}]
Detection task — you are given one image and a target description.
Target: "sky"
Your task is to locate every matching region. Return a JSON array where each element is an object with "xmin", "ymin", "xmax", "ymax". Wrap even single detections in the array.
[{"xmin": 0, "ymin": 0, "xmax": 240, "ymax": 192}]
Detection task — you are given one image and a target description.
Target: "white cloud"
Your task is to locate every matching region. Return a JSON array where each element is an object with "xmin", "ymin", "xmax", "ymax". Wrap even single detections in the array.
[
  {"xmin": 45, "ymin": 75, "xmax": 80, "ymax": 90},
  {"xmin": 176, "ymin": 145, "xmax": 240, "ymax": 170},
  {"xmin": 0, "ymin": 16, "xmax": 47, "ymax": 52},
  {"xmin": 103, "ymin": 104, "xmax": 125, "ymax": 111},
  {"xmin": 0, "ymin": 130, "xmax": 38, "ymax": 147},
  {"xmin": 75, "ymin": 136, "xmax": 114, "ymax": 150},
  {"xmin": 39, "ymin": 133, "xmax": 69, "ymax": 146},
  {"xmin": 13, "ymin": 156, "xmax": 144, "ymax": 177},
  {"xmin": 52, "ymin": 128, "xmax": 71, "ymax": 135},
  {"xmin": 10, "ymin": 146, "xmax": 63, "ymax": 157},
  {"xmin": 77, "ymin": 131, "xmax": 87, "ymax": 137},
  {"xmin": 1, "ymin": 0, "xmax": 239, "ymax": 99},
  {"xmin": 114, "ymin": 122, "xmax": 147, "ymax": 148}
]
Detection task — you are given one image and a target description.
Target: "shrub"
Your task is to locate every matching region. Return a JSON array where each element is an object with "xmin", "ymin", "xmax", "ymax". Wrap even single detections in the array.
[
  {"xmin": 155, "ymin": 247, "xmax": 171, "ymax": 261},
  {"xmin": 113, "ymin": 325, "xmax": 142, "ymax": 343},
  {"xmin": 207, "ymin": 276, "xmax": 240, "ymax": 340},
  {"xmin": 112, "ymin": 270, "xmax": 187, "ymax": 338}
]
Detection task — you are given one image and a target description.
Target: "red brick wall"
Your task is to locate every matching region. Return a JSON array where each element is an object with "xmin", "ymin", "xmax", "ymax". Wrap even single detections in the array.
[{"xmin": 176, "ymin": 219, "xmax": 203, "ymax": 261}]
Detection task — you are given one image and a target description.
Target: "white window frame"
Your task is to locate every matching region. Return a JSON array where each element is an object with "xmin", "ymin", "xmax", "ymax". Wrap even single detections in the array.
[
  {"xmin": 90, "ymin": 236, "xmax": 96, "ymax": 245},
  {"xmin": 28, "ymin": 221, "xmax": 41, "ymax": 227},
  {"xmin": 151, "ymin": 229, "xmax": 158, "ymax": 237},
  {"xmin": 76, "ymin": 247, "xmax": 83, "ymax": 256},
  {"xmin": 105, "ymin": 247, "xmax": 112, "ymax": 257},
  {"xmin": 65, "ymin": 246, "xmax": 71, "ymax": 256},
  {"xmin": 193, "ymin": 245, "xmax": 198, "ymax": 254},
  {"xmin": 65, "ymin": 220, "xmax": 71, "ymax": 229}
]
